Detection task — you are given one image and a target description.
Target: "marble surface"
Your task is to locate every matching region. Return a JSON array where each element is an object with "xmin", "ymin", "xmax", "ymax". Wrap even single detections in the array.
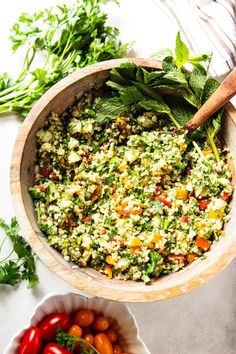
[{"xmin": 0, "ymin": 1, "xmax": 236, "ymax": 354}]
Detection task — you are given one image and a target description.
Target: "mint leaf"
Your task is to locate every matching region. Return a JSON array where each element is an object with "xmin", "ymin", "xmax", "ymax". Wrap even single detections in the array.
[
  {"xmin": 188, "ymin": 53, "xmax": 212, "ymax": 71},
  {"xmin": 162, "ymin": 56, "xmax": 178, "ymax": 72},
  {"xmin": 182, "ymin": 90, "xmax": 201, "ymax": 109},
  {"xmin": 137, "ymin": 99, "xmax": 172, "ymax": 115},
  {"xmin": 203, "ymin": 77, "xmax": 220, "ymax": 101},
  {"xmin": 150, "ymin": 48, "xmax": 173, "ymax": 59},
  {"xmin": 175, "ymin": 32, "xmax": 189, "ymax": 67},
  {"xmin": 95, "ymin": 96, "xmax": 127, "ymax": 124},
  {"xmin": 106, "ymin": 81, "xmax": 145, "ymax": 105},
  {"xmin": 165, "ymin": 95, "xmax": 197, "ymax": 127},
  {"xmin": 189, "ymin": 65, "xmax": 207, "ymax": 100}
]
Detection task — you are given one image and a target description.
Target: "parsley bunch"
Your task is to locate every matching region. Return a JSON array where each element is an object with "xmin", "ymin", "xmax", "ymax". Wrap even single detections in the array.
[
  {"xmin": 0, "ymin": 218, "xmax": 39, "ymax": 288},
  {"xmin": 0, "ymin": 0, "xmax": 128, "ymax": 117}
]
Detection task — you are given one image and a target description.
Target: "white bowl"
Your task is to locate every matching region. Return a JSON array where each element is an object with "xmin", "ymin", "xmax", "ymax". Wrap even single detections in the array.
[{"xmin": 4, "ymin": 292, "xmax": 151, "ymax": 354}]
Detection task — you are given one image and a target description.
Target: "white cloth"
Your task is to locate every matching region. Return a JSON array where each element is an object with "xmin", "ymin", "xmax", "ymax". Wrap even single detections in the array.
[{"xmin": 152, "ymin": 0, "xmax": 236, "ymax": 78}]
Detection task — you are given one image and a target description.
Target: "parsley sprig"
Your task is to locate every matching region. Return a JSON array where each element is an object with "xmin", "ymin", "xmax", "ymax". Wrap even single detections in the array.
[
  {"xmin": 0, "ymin": 218, "xmax": 39, "ymax": 288},
  {"xmin": 56, "ymin": 328, "xmax": 100, "ymax": 353}
]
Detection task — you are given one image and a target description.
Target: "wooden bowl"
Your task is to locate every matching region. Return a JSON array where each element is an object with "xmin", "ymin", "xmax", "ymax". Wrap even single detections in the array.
[{"xmin": 10, "ymin": 58, "xmax": 236, "ymax": 302}]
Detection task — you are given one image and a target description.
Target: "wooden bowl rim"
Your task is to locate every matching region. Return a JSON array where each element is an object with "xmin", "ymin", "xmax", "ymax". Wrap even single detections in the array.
[{"xmin": 10, "ymin": 58, "xmax": 236, "ymax": 302}]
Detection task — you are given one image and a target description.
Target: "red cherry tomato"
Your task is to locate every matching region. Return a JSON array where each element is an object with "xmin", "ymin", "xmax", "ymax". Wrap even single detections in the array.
[
  {"xmin": 92, "ymin": 315, "xmax": 110, "ymax": 332},
  {"xmin": 19, "ymin": 327, "xmax": 42, "ymax": 354},
  {"xmin": 39, "ymin": 313, "xmax": 71, "ymax": 340},
  {"xmin": 94, "ymin": 333, "xmax": 113, "ymax": 354},
  {"xmin": 74, "ymin": 309, "xmax": 94, "ymax": 327},
  {"xmin": 104, "ymin": 328, "xmax": 118, "ymax": 343},
  {"xmin": 43, "ymin": 343, "xmax": 73, "ymax": 354}
]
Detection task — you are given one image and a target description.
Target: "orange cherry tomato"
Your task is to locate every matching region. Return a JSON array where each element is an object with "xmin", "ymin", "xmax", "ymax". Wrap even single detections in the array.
[
  {"xmin": 92, "ymin": 315, "xmax": 109, "ymax": 332},
  {"xmin": 82, "ymin": 333, "xmax": 94, "ymax": 351},
  {"xmin": 94, "ymin": 333, "xmax": 113, "ymax": 354},
  {"xmin": 74, "ymin": 309, "xmax": 94, "ymax": 327},
  {"xmin": 113, "ymin": 344, "xmax": 123, "ymax": 354},
  {"xmin": 68, "ymin": 324, "xmax": 82, "ymax": 338},
  {"xmin": 104, "ymin": 328, "xmax": 118, "ymax": 343}
]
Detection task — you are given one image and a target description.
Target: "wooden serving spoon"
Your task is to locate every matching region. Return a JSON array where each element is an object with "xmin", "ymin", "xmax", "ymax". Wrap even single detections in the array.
[{"xmin": 183, "ymin": 67, "xmax": 236, "ymax": 133}]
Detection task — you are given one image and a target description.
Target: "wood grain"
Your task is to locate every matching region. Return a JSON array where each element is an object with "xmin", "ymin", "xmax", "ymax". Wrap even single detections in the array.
[{"xmin": 10, "ymin": 58, "xmax": 236, "ymax": 302}]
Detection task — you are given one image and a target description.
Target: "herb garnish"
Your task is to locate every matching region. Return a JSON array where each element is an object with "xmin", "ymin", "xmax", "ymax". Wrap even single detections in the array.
[
  {"xmin": 0, "ymin": 0, "xmax": 128, "ymax": 117},
  {"xmin": 95, "ymin": 32, "xmax": 222, "ymax": 161},
  {"xmin": 0, "ymin": 218, "xmax": 39, "ymax": 288},
  {"xmin": 56, "ymin": 328, "xmax": 100, "ymax": 353}
]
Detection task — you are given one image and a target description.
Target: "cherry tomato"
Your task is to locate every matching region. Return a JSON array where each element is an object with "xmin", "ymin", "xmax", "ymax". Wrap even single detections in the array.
[
  {"xmin": 43, "ymin": 343, "xmax": 73, "ymax": 354},
  {"xmin": 19, "ymin": 327, "xmax": 42, "ymax": 354},
  {"xmin": 39, "ymin": 313, "xmax": 71, "ymax": 340},
  {"xmin": 82, "ymin": 333, "xmax": 94, "ymax": 351},
  {"xmin": 198, "ymin": 198, "xmax": 210, "ymax": 211},
  {"xmin": 68, "ymin": 324, "xmax": 82, "ymax": 339},
  {"xmin": 74, "ymin": 309, "xmax": 94, "ymax": 327},
  {"xmin": 94, "ymin": 333, "xmax": 113, "ymax": 354},
  {"xmin": 113, "ymin": 344, "xmax": 123, "ymax": 354},
  {"xmin": 104, "ymin": 328, "xmax": 118, "ymax": 343},
  {"xmin": 92, "ymin": 315, "xmax": 110, "ymax": 332}
]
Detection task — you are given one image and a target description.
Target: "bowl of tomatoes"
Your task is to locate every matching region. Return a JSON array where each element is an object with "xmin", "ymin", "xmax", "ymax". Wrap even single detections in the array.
[{"xmin": 4, "ymin": 292, "xmax": 150, "ymax": 354}]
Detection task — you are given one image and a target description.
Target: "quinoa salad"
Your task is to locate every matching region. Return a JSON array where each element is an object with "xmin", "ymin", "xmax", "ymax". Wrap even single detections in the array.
[{"xmin": 30, "ymin": 90, "xmax": 233, "ymax": 283}]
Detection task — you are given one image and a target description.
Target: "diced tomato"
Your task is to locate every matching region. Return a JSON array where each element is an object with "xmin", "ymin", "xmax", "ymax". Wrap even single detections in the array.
[
  {"xmin": 117, "ymin": 209, "xmax": 131, "ymax": 218},
  {"xmin": 130, "ymin": 246, "xmax": 141, "ymax": 254},
  {"xmin": 220, "ymin": 192, "xmax": 230, "ymax": 201},
  {"xmin": 168, "ymin": 254, "xmax": 186, "ymax": 262},
  {"xmin": 83, "ymin": 215, "xmax": 92, "ymax": 222},
  {"xmin": 198, "ymin": 198, "xmax": 210, "ymax": 211},
  {"xmin": 39, "ymin": 167, "xmax": 52, "ymax": 178},
  {"xmin": 49, "ymin": 171, "xmax": 59, "ymax": 181},
  {"xmin": 153, "ymin": 186, "xmax": 162, "ymax": 197},
  {"xmin": 158, "ymin": 194, "xmax": 171, "ymax": 207},
  {"xmin": 174, "ymin": 130, "xmax": 182, "ymax": 135},
  {"xmin": 131, "ymin": 207, "xmax": 143, "ymax": 215},
  {"xmin": 187, "ymin": 253, "xmax": 197, "ymax": 263},
  {"xmin": 112, "ymin": 236, "xmax": 125, "ymax": 243},
  {"xmin": 181, "ymin": 216, "xmax": 189, "ymax": 223},
  {"xmin": 39, "ymin": 185, "xmax": 46, "ymax": 192},
  {"xmin": 195, "ymin": 238, "xmax": 211, "ymax": 251}
]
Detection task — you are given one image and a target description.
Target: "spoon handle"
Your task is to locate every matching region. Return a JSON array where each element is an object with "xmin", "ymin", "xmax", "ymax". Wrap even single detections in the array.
[{"xmin": 184, "ymin": 67, "xmax": 236, "ymax": 133}]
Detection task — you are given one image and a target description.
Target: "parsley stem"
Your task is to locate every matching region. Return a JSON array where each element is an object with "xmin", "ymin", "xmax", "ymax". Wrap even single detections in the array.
[
  {"xmin": 0, "ymin": 234, "xmax": 8, "ymax": 252},
  {"xmin": 206, "ymin": 128, "xmax": 220, "ymax": 162},
  {"xmin": 0, "ymin": 249, "xmax": 14, "ymax": 264}
]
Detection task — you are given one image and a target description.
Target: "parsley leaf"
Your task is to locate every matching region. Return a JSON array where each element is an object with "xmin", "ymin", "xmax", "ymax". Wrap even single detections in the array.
[
  {"xmin": 56, "ymin": 328, "xmax": 100, "ymax": 353},
  {"xmin": 0, "ymin": 218, "xmax": 39, "ymax": 288}
]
